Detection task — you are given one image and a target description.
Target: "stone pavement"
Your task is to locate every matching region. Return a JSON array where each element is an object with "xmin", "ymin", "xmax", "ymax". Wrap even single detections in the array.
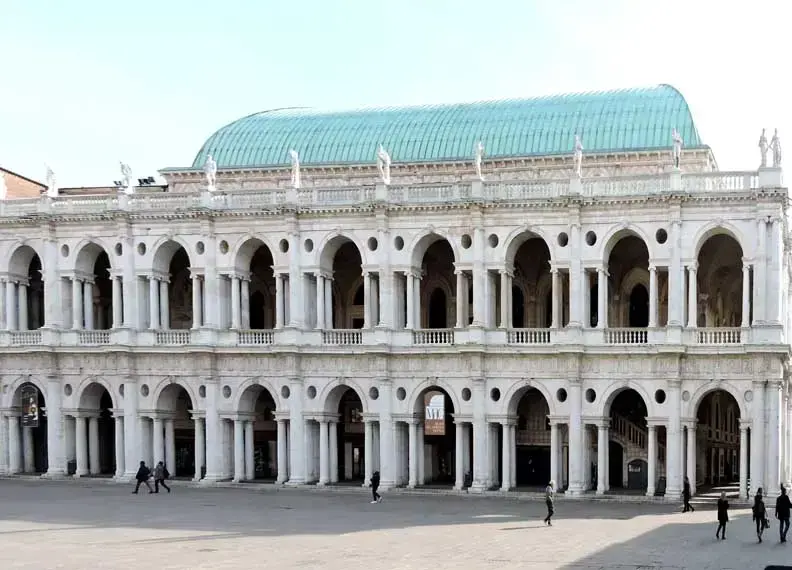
[{"xmin": 0, "ymin": 479, "xmax": 788, "ymax": 570}]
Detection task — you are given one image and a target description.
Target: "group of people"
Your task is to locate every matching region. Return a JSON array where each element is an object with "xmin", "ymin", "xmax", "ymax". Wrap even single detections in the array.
[{"xmin": 133, "ymin": 460, "xmax": 172, "ymax": 494}]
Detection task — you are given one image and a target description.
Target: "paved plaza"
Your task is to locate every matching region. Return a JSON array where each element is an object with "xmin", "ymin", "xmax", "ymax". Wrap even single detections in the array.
[{"xmin": 0, "ymin": 480, "xmax": 789, "ymax": 570}]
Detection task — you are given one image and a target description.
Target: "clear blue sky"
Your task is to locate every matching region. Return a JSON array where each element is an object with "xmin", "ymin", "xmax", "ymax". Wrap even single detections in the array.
[{"xmin": 1, "ymin": 0, "xmax": 789, "ymax": 186}]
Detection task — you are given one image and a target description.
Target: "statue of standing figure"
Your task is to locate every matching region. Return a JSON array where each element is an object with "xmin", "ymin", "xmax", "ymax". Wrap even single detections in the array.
[
  {"xmin": 671, "ymin": 128, "xmax": 684, "ymax": 169},
  {"xmin": 376, "ymin": 144, "xmax": 391, "ymax": 185},
  {"xmin": 573, "ymin": 135, "xmax": 584, "ymax": 178},
  {"xmin": 770, "ymin": 129, "xmax": 782, "ymax": 167},
  {"xmin": 474, "ymin": 141, "xmax": 485, "ymax": 181},
  {"xmin": 45, "ymin": 165, "xmax": 58, "ymax": 198},
  {"xmin": 289, "ymin": 149, "xmax": 301, "ymax": 189},
  {"xmin": 759, "ymin": 128, "xmax": 769, "ymax": 168},
  {"xmin": 119, "ymin": 162, "xmax": 134, "ymax": 194},
  {"xmin": 203, "ymin": 154, "xmax": 217, "ymax": 190}
]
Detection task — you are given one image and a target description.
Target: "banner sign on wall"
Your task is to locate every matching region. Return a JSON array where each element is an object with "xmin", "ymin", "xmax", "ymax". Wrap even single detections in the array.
[
  {"xmin": 424, "ymin": 391, "xmax": 445, "ymax": 436},
  {"xmin": 21, "ymin": 385, "xmax": 39, "ymax": 428}
]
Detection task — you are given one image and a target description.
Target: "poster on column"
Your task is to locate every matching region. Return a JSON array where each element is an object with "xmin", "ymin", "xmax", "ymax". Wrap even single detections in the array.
[
  {"xmin": 21, "ymin": 385, "xmax": 39, "ymax": 428},
  {"xmin": 424, "ymin": 391, "xmax": 445, "ymax": 436}
]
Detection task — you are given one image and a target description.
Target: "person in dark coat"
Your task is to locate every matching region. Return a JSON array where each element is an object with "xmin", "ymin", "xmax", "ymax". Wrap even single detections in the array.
[
  {"xmin": 715, "ymin": 491, "xmax": 729, "ymax": 540},
  {"xmin": 133, "ymin": 461, "xmax": 154, "ymax": 494},
  {"xmin": 775, "ymin": 485, "xmax": 792, "ymax": 542},
  {"xmin": 153, "ymin": 461, "xmax": 171, "ymax": 494},
  {"xmin": 753, "ymin": 488, "xmax": 768, "ymax": 543},
  {"xmin": 682, "ymin": 476, "xmax": 695, "ymax": 512},
  {"xmin": 543, "ymin": 480, "xmax": 556, "ymax": 526},
  {"xmin": 370, "ymin": 470, "xmax": 382, "ymax": 504}
]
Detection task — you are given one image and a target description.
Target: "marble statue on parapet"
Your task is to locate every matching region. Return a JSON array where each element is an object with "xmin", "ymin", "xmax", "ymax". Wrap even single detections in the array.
[
  {"xmin": 759, "ymin": 128, "xmax": 769, "ymax": 168},
  {"xmin": 45, "ymin": 165, "xmax": 58, "ymax": 198},
  {"xmin": 289, "ymin": 149, "xmax": 301, "ymax": 189},
  {"xmin": 671, "ymin": 128, "xmax": 684, "ymax": 169},
  {"xmin": 119, "ymin": 162, "xmax": 134, "ymax": 194},
  {"xmin": 0, "ymin": 171, "xmax": 6, "ymax": 201},
  {"xmin": 474, "ymin": 141, "xmax": 485, "ymax": 181},
  {"xmin": 376, "ymin": 144, "xmax": 391, "ymax": 185},
  {"xmin": 203, "ymin": 154, "xmax": 217, "ymax": 191},
  {"xmin": 770, "ymin": 129, "xmax": 782, "ymax": 167},
  {"xmin": 573, "ymin": 135, "xmax": 584, "ymax": 178}
]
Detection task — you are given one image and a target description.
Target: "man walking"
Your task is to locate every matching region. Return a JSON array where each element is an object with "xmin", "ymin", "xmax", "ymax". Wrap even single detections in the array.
[
  {"xmin": 775, "ymin": 485, "xmax": 791, "ymax": 542},
  {"xmin": 370, "ymin": 470, "xmax": 382, "ymax": 504},
  {"xmin": 682, "ymin": 476, "xmax": 695, "ymax": 512},
  {"xmin": 543, "ymin": 480, "xmax": 556, "ymax": 526},
  {"xmin": 132, "ymin": 461, "xmax": 154, "ymax": 494},
  {"xmin": 153, "ymin": 461, "xmax": 171, "ymax": 494}
]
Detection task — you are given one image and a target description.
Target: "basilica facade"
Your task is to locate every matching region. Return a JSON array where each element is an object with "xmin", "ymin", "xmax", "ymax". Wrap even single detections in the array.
[{"xmin": 0, "ymin": 85, "xmax": 788, "ymax": 500}]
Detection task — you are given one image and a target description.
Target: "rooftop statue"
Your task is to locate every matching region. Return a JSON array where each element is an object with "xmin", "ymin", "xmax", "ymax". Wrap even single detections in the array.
[
  {"xmin": 770, "ymin": 129, "xmax": 782, "ymax": 168},
  {"xmin": 203, "ymin": 154, "xmax": 217, "ymax": 190},
  {"xmin": 45, "ymin": 165, "xmax": 58, "ymax": 198},
  {"xmin": 474, "ymin": 141, "xmax": 485, "ymax": 181},
  {"xmin": 377, "ymin": 145, "xmax": 391, "ymax": 185},
  {"xmin": 671, "ymin": 128, "xmax": 684, "ymax": 169},
  {"xmin": 120, "ymin": 162, "xmax": 134, "ymax": 195},
  {"xmin": 759, "ymin": 128, "xmax": 769, "ymax": 168},
  {"xmin": 573, "ymin": 135, "xmax": 584, "ymax": 178},
  {"xmin": 289, "ymin": 149, "xmax": 301, "ymax": 189}
]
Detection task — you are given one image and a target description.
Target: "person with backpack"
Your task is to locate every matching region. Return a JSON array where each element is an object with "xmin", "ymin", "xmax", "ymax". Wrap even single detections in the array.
[
  {"xmin": 132, "ymin": 461, "xmax": 154, "ymax": 494},
  {"xmin": 753, "ymin": 488, "xmax": 768, "ymax": 543},
  {"xmin": 370, "ymin": 470, "xmax": 382, "ymax": 503},
  {"xmin": 775, "ymin": 485, "xmax": 791, "ymax": 542},
  {"xmin": 153, "ymin": 461, "xmax": 171, "ymax": 494},
  {"xmin": 715, "ymin": 491, "xmax": 729, "ymax": 540}
]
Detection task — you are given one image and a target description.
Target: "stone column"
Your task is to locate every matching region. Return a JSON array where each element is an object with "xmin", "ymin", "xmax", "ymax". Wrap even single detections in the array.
[
  {"xmin": 405, "ymin": 272, "xmax": 415, "ymax": 330},
  {"xmin": 111, "ymin": 277, "xmax": 123, "ymax": 329},
  {"xmin": 648, "ymin": 264, "xmax": 658, "ymax": 328},
  {"xmin": 113, "ymin": 415, "xmax": 124, "ymax": 478},
  {"xmin": 165, "ymin": 419, "xmax": 176, "ymax": 475},
  {"xmin": 363, "ymin": 272, "xmax": 372, "ymax": 329},
  {"xmin": 0, "ymin": 411, "xmax": 8, "ymax": 474},
  {"xmin": 159, "ymin": 279, "xmax": 169, "ymax": 329},
  {"xmin": 244, "ymin": 421, "xmax": 255, "ymax": 481},
  {"xmin": 240, "ymin": 278, "xmax": 250, "ymax": 329},
  {"xmin": 151, "ymin": 417, "xmax": 164, "ymax": 466},
  {"xmin": 686, "ymin": 423, "xmax": 697, "ymax": 496},
  {"xmin": 647, "ymin": 424, "xmax": 657, "ymax": 496},
  {"xmin": 324, "ymin": 277, "xmax": 333, "ymax": 328},
  {"xmin": 82, "ymin": 281, "xmax": 93, "ymax": 330},
  {"xmin": 741, "ymin": 261, "xmax": 751, "ymax": 327},
  {"xmin": 22, "ymin": 427, "xmax": 34, "ymax": 472},
  {"xmin": 16, "ymin": 283, "xmax": 28, "ymax": 331},
  {"xmin": 329, "ymin": 420, "xmax": 339, "ymax": 484},
  {"xmin": 413, "ymin": 273, "xmax": 421, "ymax": 328},
  {"xmin": 687, "ymin": 263, "xmax": 698, "ymax": 328},
  {"xmin": 122, "ymin": 379, "xmax": 139, "ymax": 480},
  {"xmin": 0, "ymin": 280, "xmax": 6, "ymax": 330},
  {"xmin": 740, "ymin": 422, "xmax": 749, "ymax": 498},
  {"xmin": 71, "ymin": 278, "xmax": 82, "ymax": 330},
  {"xmin": 666, "ymin": 381, "xmax": 682, "ymax": 498},
  {"xmin": 551, "ymin": 268, "xmax": 560, "ymax": 328},
  {"xmin": 454, "ymin": 421, "xmax": 464, "ymax": 490},
  {"xmin": 550, "ymin": 420, "xmax": 560, "ymax": 487},
  {"xmin": 567, "ymin": 380, "xmax": 584, "ymax": 494},
  {"xmin": 455, "ymin": 271, "xmax": 465, "ymax": 328},
  {"xmin": 45, "ymin": 375, "xmax": 65, "ymax": 477},
  {"xmin": 275, "ymin": 274, "xmax": 285, "ymax": 329},
  {"xmin": 276, "ymin": 419, "xmax": 288, "ymax": 484},
  {"xmin": 751, "ymin": 380, "xmax": 766, "ymax": 494},
  {"xmin": 315, "ymin": 273, "xmax": 325, "ymax": 329},
  {"xmin": 286, "ymin": 378, "xmax": 305, "ymax": 484},
  {"xmin": 766, "ymin": 381, "xmax": 781, "ymax": 496},
  {"xmin": 768, "ymin": 218, "xmax": 783, "ymax": 324},
  {"xmin": 597, "ymin": 268, "xmax": 608, "ymax": 329},
  {"xmin": 75, "ymin": 415, "xmax": 88, "ymax": 476},
  {"xmin": 471, "ymin": 381, "xmax": 489, "ymax": 490},
  {"xmin": 193, "ymin": 416, "xmax": 204, "ymax": 481},
  {"xmin": 364, "ymin": 419, "xmax": 374, "ymax": 486},
  {"xmin": 318, "ymin": 420, "xmax": 330, "ymax": 485},
  {"xmin": 417, "ymin": 423, "xmax": 425, "ymax": 485},
  {"xmin": 8, "ymin": 415, "xmax": 21, "ymax": 474},
  {"xmin": 191, "ymin": 275, "xmax": 202, "ymax": 329},
  {"xmin": 408, "ymin": 420, "xmax": 418, "ymax": 488},
  {"xmin": 501, "ymin": 422, "xmax": 512, "ymax": 491},
  {"xmin": 596, "ymin": 422, "xmax": 608, "ymax": 495},
  {"xmin": 88, "ymin": 416, "xmax": 100, "ymax": 474},
  {"xmin": 230, "ymin": 419, "xmax": 243, "ymax": 482},
  {"xmin": 499, "ymin": 271, "xmax": 510, "ymax": 329},
  {"xmin": 230, "ymin": 276, "xmax": 241, "ymax": 329},
  {"xmin": 148, "ymin": 277, "xmax": 160, "ymax": 330},
  {"xmin": 378, "ymin": 380, "xmax": 395, "ymax": 489}
]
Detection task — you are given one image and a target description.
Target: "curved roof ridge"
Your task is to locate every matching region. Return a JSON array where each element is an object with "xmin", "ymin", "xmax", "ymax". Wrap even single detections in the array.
[{"xmin": 192, "ymin": 84, "xmax": 704, "ymax": 168}]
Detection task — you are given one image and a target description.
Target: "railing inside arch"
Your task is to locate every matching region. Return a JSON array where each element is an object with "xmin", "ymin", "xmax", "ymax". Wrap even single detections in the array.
[
  {"xmin": 605, "ymin": 328, "xmax": 648, "ymax": 344},
  {"xmin": 412, "ymin": 329, "xmax": 454, "ymax": 345},
  {"xmin": 507, "ymin": 328, "xmax": 551, "ymax": 344}
]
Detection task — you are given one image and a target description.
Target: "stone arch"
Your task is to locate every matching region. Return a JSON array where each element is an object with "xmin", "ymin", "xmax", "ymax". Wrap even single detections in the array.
[
  {"xmin": 317, "ymin": 232, "xmax": 367, "ymax": 271},
  {"xmin": 688, "ymin": 381, "xmax": 747, "ymax": 419},
  {"xmin": 601, "ymin": 224, "xmax": 653, "ymax": 263},
  {"xmin": 408, "ymin": 378, "xmax": 462, "ymax": 415},
  {"xmin": 409, "ymin": 229, "xmax": 459, "ymax": 267},
  {"xmin": 73, "ymin": 240, "xmax": 115, "ymax": 275},
  {"xmin": 6, "ymin": 243, "xmax": 42, "ymax": 278},
  {"xmin": 151, "ymin": 237, "xmax": 193, "ymax": 274},
  {"xmin": 233, "ymin": 376, "xmax": 280, "ymax": 413},
  {"xmin": 76, "ymin": 377, "xmax": 116, "ymax": 409},
  {"xmin": 502, "ymin": 227, "xmax": 555, "ymax": 266},
  {"xmin": 319, "ymin": 379, "xmax": 369, "ymax": 414},
  {"xmin": 692, "ymin": 221, "xmax": 747, "ymax": 259},
  {"xmin": 620, "ymin": 267, "xmax": 650, "ymax": 296},
  {"xmin": 232, "ymin": 235, "xmax": 277, "ymax": 274},
  {"xmin": 152, "ymin": 377, "xmax": 198, "ymax": 411},
  {"xmin": 3, "ymin": 375, "xmax": 47, "ymax": 409},
  {"xmin": 599, "ymin": 380, "xmax": 653, "ymax": 417},
  {"xmin": 503, "ymin": 379, "xmax": 556, "ymax": 417}
]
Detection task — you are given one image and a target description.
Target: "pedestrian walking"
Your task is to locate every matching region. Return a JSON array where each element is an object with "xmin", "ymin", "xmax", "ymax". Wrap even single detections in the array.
[
  {"xmin": 775, "ymin": 485, "xmax": 791, "ymax": 542},
  {"xmin": 543, "ymin": 480, "xmax": 556, "ymax": 526},
  {"xmin": 132, "ymin": 461, "xmax": 154, "ymax": 494},
  {"xmin": 682, "ymin": 476, "xmax": 695, "ymax": 512},
  {"xmin": 370, "ymin": 470, "xmax": 382, "ymax": 504},
  {"xmin": 153, "ymin": 461, "xmax": 171, "ymax": 494},
  {"xmin": 715, "ymin": 491, "xmax": 729, "ymax": 540},
  {"xmin": 753, "ymin": 488, "xmax": 768, "ymax": 543}
]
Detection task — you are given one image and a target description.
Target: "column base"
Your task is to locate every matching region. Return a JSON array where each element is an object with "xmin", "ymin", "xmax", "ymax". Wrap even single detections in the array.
[
  {"xmin": 199, "ymin": 474, "xmax": 226, "ymax": 485},
  {"xmin": 646, "ymin": 488, "xmax": 656, "ymax": 497},
  {"xmin": 500, "ymin": 485, "xmax": 511, "ymax": 492},
  {"xmin": 317, "ymin": 481, "xmax": 328, "ymax": 487},
  {"xmin": 284, "ymin": 478, "xmax": 305, "ymax": 487},
  {"xmin": 114, "ymin": 475, "xmax": 133, "ymax": 484},
  {"xmin": 596, "ymin": 488, "xmax": 606, "ymax": 496},
  {"xmin": 73, "ymin": 472, "xmax": 89, "ymax": 479},
  {"xmin": 566, "ymin": 486, "xmax": 586, "ymax": 496},
  {"xmin": 41, "ymin": 470, "xmax": 66, "ymax": 479},
  {"xmin": 469, "ymin": 482, "xmax": 488, "ymax": 494}
]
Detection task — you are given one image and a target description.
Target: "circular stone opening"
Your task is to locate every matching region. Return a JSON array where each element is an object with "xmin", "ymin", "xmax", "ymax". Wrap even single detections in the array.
[
  {"xmin": 394, "ymin": 236, "xmax": 404, "ymax": 251},
  {"xmin": 137, "ymin": 242, "xmax": 147, "ymax": 255},
  {"xmin": 140, "ymin": 384, "xmax": 149, "ymax": 397},
  {"xmin": 196, "ymin": 241, "xmax": 205, "ymax": 255},
  {"xmin": 60, "ymin": 244, "xmax": 70, "ymax": 257},
  {"xmin": 222, "ymin": 385, "xmax": 232, "ymax": 399},
  {"xmin": 461, "ymin": 387, "xmax": 471, "ymax": 401},
  {"xmin": 656, "ymin": 228, "xmax": 668, "ymax": 244},
  {"xmin": 585, "ymin": 388, "xmax": 596, "ymax": 403},
  {"xmin": 64, "ymin": 384, "xmax": 72, "ymax": 396},
  {"xmin": 219, "ymin": 240, "xmax": 229, "ymax": 254},
  {"xmin": 461, "ymin": 234, "xmax": 472, "ymax": 249},
  {"xmin": 304, "ymin": 238, "xmax": 314, "ymax": 252},
  {"xmin": 279, "ymin": 239, "xmax": 289, "ymax": 253},
  {"xmin": 488, "ymin": 234, "xmax": 499, "ymax": 248},
  {"xmin": 119, "ymin": 384, "xmax": 125, "ymax": 397},
  {"xmin": 396, "ymin": 387, "xmax": 406, "ymax": 401},
  {"xmin": 490, "ymin": 388, "xmax": 501, "ymax": 402},
  {"xmin": 557, "ymin": 232, "xmax": 569, "ymax": 247},
  {"xmin": 585, "ymin": 231, "xmax": 597, "ymax": 246},
  {"xmin": 281, "ymin": 385, "xmax": 291, "ymax": 399},
  {"xmin": 307, "ymin": 386, "xmax": 317, "ymax": 399},
  {"xmin": 114, "ymin": 243, "xmax": 123, "ymax": 256},
  {"xmin": 556, "ymin": 388, "xmax": 568, "ymax": 402},
  {"xmin": 199, "ymin": 385, "xmax": 206, "ymax": 398},
  {"xmin": 367, "ymin": 237, "xmax": 378, "ymax": 251},
  {"xmin": 655, "ymin": 389, "xmax": 667, "ymax": 404},
  {"xmin": 369, "ymin": 387, "xmax": 379, "ymax": 400}
]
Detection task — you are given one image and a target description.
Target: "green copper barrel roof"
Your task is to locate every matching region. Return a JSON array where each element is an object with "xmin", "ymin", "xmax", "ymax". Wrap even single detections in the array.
[{"xmin": 191, "ymin": 84, "xmax": 703, "ymax": 169}]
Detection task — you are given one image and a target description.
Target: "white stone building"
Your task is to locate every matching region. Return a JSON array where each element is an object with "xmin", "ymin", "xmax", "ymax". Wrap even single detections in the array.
[{"xmin": 0, "ymin": 85, "xmax": 789, "ymax": 500}]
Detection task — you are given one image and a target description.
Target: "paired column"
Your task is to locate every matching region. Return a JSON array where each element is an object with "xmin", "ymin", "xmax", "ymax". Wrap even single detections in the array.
[
  {"xmin": 318, "ymin": 420, "xmax": 330, "ymax": 485},
  {"xmin": 83, "ymin": 280, "xmax": 94, "ymax": 330},
  {"xmin": 88, "ymin": 416, "xmax": 100, "ymax": 474},
  {"xmin": 148, "ymin": 276, "xmax": 160, "ymax": 330},
  {"xmin": 240, "ymin": 278, "xmax": 250, "ymax": 329},
  {"xmin": 686, "ymin": 423, "xmax": 697, "ymax": 495},
  {"xmin": 596, "ymin": 421, "xmax": 608, "ymax": 495},
  {"xmin": 364, "ymin": 419, "xmax": 374, "ymax": 485},
  {"xmin": 648, "ymin": 264, "xmax": 658, "ymax": 328},
  {"xmin": 152, "ymin": 417, "xmax": 164, "ymax": 465},
  {"xmin": 244, "ymin": 421, "xmax": 255, "ymax": 481},
  {"xmin": 549, "ymin": 420, "xmax": 560, "ymax": 487},
  {"xmin": 274, "ymin": 274, "xmax": 285, "ymax": 329},
  {"xmin": 407, "ymin": 419, "xmax": 418, "ymax": 487},
  {"xmin": 71, "ymin": 278, "xmax": 83, "ymax": 329},
  {"xmin": 597, "ymin": 268, "xmax": 608, "ymax": 329},
  {"xmin": 454, "ymin": 421, "xmax": 465, "ymax": 489},
  {"xmin": 111, "ymin": 276, "xmax": 123, "ymax": 329},
  {"xmin": 232, "ymin": 418, "xmax": 245, "ymax": 482},
  {"xmin": 741, "ymin": 260, "xmax": 751, "ymax": 327},
  {"xmin": 501, "ymin": 421, "xmax": 514, "ymax": 490},
  {"xmin": 191, "ymin": 274, "xmax": 203, "ymax": 329},
  {"xmin": 329, "ymin": 420, "xmax": 338, "ymax": 484},
  {"xmin": 315, "ymin": 272, "xmax": 326, "ymax": 329},
  {"xmin": 159, "ymin": 279, "xmax": 169, "ymax": 329},
  {"xmin": 363, "ymin": 272, "xmax": 372, "ymax": 329},
  {"xmin": 113, "ymin": 414, "xmax": 124, "ymax": 478},
  {"xmin": 550, "ymin": 268, "xmax": 561, "ymax": 328},
  {"xmin": 405, "ymin": 272, "xmax": 415, "ymax": 330},
  {"xmin": 686, "ymin": 263, "xmax": 698, "ymax": 328},
  {"xmin": 7, "ymin": 415, "xmax": 21, "ymax": 474},
  {"xmin": 751, "ymin": 380, "xmax": 766, "ymax": 494},
  {"xmin": 454, "ymin": 271, "xmax": 466, "ymax": 328},
  {"xmin": 647, "ymin": 424, "xmax": 657, "ymax": 496},
  {"xmin": 165, "ymin": 419, "xmax": 176, "ymax": 474},
  {"xmin": 230, "ymin": 275, "xmax": 241, "ymax": 329},
  {"xmin": 499, "ymin": 270, "xmax": 512, "ymax": 329},
  {"xmin": 739, "ymin": 422, "xmax": 749, "ymax": 498},
  {"xmin": 193, "ymin": 415, "xmax": 205, "ymax": 481},
  {"xmin": 75, "ymin": 415, "xmax": 88, "ymax": 476},
  {"xmin": 276, "ymin": 418, "xmax": 288, "ymax": 483},
  {"xmin": 22, "ymin": 427, "xmax": 34, "ymax": 472}
]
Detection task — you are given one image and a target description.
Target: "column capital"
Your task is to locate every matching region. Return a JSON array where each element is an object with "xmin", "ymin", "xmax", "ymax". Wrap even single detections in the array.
[
  {"xmin": 687, "ymin": 261, "xmax": 698, "ymax": 272},
  {"xmin": 681, "ymin": 419, "xmax": 698, "ymax": 430},
  {"xmin": 739, "ymin": 419, "xmax": 752, "ymax": 429},
  {"xmin": 648, "ymin": 263, "xmax": 657, "ymax": 272},
  {"xmin": 110, "ymin": 408, "xmax": 124, "ymax": 418},
  {"xmin": 547, "ymin": 414, "xmax": 567, "ymax": 426},
  {"xmin": 498, "ymin": 268, "xmax": 514, "ymax": 279},
  {"xmin": 190, "ymin": 410, "xmax": 206, "ymax": 420},
  {"xmin": 583, "ymin": 415, "xmax": 610, "ymax": 428}
]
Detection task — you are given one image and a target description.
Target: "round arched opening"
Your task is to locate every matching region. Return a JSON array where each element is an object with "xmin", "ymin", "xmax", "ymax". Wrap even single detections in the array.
[
  {"xmin": 509, "ymin": 236, "xmax": 552, "ymax": 329},
  {"xmin": 695, "ymin": 389, "xmax": 741, "ymax": 490},
  {"xmin": 510, "ymin": 387, "xmax": 552, "ymax": 488},
  {"xmin": 237, "ymin": 385, "xmax": 278, "ymax": 480},
  {"xmin": 412, "ymin": 386, "xmax": 457, "ymax": 487},
  {"xmin": 9, "ymin": 383, "xmax": 48, "ymax": 474},
  {"xmin": 696, "ymin": 234, "xmax": 745, "ymax": 328},
  {"xmin": 74, "ymin": 382, "xmax": 116, "ymax": 476},
  {"xmin": 154, "ymin": 384, "xmax": 196, "ymax": 478},
  {"xmin": 608, "ymin": 389, "xmax": 651, "ymax": 491}
]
